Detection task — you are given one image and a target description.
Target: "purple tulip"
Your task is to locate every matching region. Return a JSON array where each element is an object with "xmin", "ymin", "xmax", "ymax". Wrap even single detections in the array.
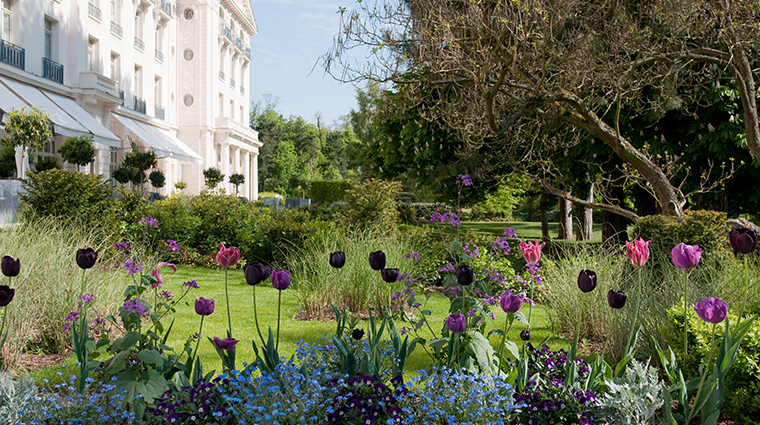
[
  {"xmin": 329, "ymin": 251, "xmax": 346, "ymax": 268},
  {"xmin": 76, "ymin": 248, "xmax": 98, "ymax": 270},
  {"xmin": 607, "ymin": 290, "xmax": 627, "ymax": 309},
  {"xmin": 1, "ymin": 256, "xmax": 20, "ymax": 277},
  {"xmin": 271, "ymin": 269, "xmax": 292, "ymax": 291},
  {"xmin": 499, "ymin": 290, "xmax": 523, "ymax": 313},
  {"xmin": 381, "ymin": 268, "xmax": 401, "ymax": 283},
  {"xmin": 0, "ymin": 285, "xmax": 14, "ymax": 307},
  {"xmin": 456, "ymin": 265, "xmax": 474, "ymax": 286},
  {"xmin": 730, "ymin": 228, "xmax": 758, "ymax": 254},
  {"xmin": 194, "ymin": 297, "xmax": 215, "ymax": 316},
  {"xmin": 446, "ymin": 313, "xmax": 467, "ymax": 333},
  {"xmin": 244, "ymin": 262, "xmax": 271, "ymax": 286},
  {"xmin": 369, "ymin": 251, "xmax": 386, "ymax": 271},
  {"xmin": 577, "ymin": 270, "xmax": 597, "ymax": 293},
  {"xmin": 670, "ymin": 243, "xmax": 702, "ymax": 269},
  {"xmin": 213, "ymin": 336, "xmax": 239, "ymax": 351},
  {"xmin": 694, "ymin": 297, "xmax": 728, "ymax": 324}
]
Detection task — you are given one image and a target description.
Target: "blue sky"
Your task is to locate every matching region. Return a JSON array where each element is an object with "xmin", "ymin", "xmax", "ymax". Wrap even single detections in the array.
[{"xmin": 248, "ymin": 0, "xmax": 363, "ymax": 127}]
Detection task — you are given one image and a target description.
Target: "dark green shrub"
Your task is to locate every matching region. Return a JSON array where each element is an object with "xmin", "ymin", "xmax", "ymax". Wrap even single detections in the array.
[
  {"xmin": 19, "ymin": 169, "xmax": 116, "ymax": 233},
  {"xmin": 398, "ymin": 202, "xmax": 452, "ymax": 224},
  {"xmin": 59, "ymin": 135, "xmax": 95, "ymax": 171},
  {"xmin": 229, "ymin": 172, "xmax": 245, "ymax": 195},
  {"xmin": 242, "ymin": 208, "xmax": 332, "ymax": 266},
  {"xmin": 664, "ymin": 306, "xmax": 760, "ymax": 423},
  {"xmin": 34, "ymin": 155, "xmax": 60, "ymax": 172},
  {"xmin": 121, "ymin": 150, "xmax": 157, "ymax": 187},
  {"xmin": 148, "ymin": 170, "xmax": 165, "ymax": 189},
  {"xmin": 307, "ymin": 180, "xmax": 352, "ymax": 205},
  {"xmin": 632, "ymin": 210, "xmax": 731, "ymax": 263},
  {"xmin": 344, "ymin": 178, "xmax": 402, "ymax": 232},
  {"xmin": 0, "ymin": 147, "xmax": 16, "ymax": 178},
  {"xmin": 151, "ymin": 194, "xmax": 201, "ymax": 248},
  {"xmin": 189, "ymin": 191, "xmax": 251, "ymax": 255}
]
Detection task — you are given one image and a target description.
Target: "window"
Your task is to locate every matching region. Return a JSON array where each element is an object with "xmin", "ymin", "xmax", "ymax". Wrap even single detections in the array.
[
  {"xmin": 154, "ymin": 76, "xmax": 162, "ymax": 106},
  {"xmin": 87, "ymin": 37, "xmax": 99, "ymax": 71},
  {"xmin": 240, "ymin": 106, "xmax": 244, "ymax": 123},
  {"xmin": 42, "ymin": 140, "xmax": 55, "ymax": 154},
  {"xmin": 134, "ymin": 8, "xmax": 143, "ymax": 41},
  {"xmin": 219, "ymin": 50, "xmax": 224, "ymax": 78},
  {"xmin": 1, "ymin": 0, "xmax": 11, "ymax": 42},
  {"xmin": 218, "ymin": 93, "xmax": 224, "ymax": 117},
  {"xmin": 44, "ymin": 19, "xmax": 52, "ymax": 59},
  {"xmin": 155, "ymin": 25, "xmax": 163, "ymax": 54},
  {"xmin": 134, "ymin": 65, "xmax": 142, "ymax": 97},
  {"xmin": 230, "ymin": 100, "xmax": 234, "ymax": 121},
  {"xmin": 110, "ymin": 52, "xmax": 119, "ymax": 80},
  {"xmin": 110, "ymin": 0, "xmax": 120, "ymax": 24}
]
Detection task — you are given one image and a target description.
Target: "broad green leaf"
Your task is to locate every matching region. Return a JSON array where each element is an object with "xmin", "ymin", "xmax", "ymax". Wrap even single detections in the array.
[{"xmin": 137, "ymin": 349, "xmax": 164, "ymax": 366}]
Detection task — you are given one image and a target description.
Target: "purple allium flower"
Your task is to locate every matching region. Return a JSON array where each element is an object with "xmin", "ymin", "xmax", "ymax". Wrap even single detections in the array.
[
  {"xmin": 139, "ymin": 216, "xmax": 159, "ymax": 227},
  {"xmin": 405, "ymin": 251, "xmax": 421, "ymax": 262},
  {"xmin": 167, "ymin": 239, "xmax": 179, "ymax": 252},
  {"xmin": 183, "ymin": 279, "xmax": 199, "ymax": 289},
  {"xmin": 113, "ymin": 242, "xmax": 131, "ymax": 253},
  {"xmin": 125, "ymin": 259, "xmax": 142, "ymax": 276},
  {"xmin": 64, "ymin": 311, "xmax": 80, "ymax": 322},
  {"xmin": 439, "ymin": 262, "xmax": 456, "ymax": 273},
  {"xmin": 456, "ymin": 174, "xmax": 473, "ymax": 186},
  {"xmin": 123, "ymin": 298, "xmax": 148, "ymax": 315},
  {"xmin": 503, "ymin": 227, "xmax": 518, "ymax": 238}
]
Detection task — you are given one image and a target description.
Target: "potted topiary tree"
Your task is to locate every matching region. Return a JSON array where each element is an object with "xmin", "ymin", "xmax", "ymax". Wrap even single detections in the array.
[
  {"xmin": 203, "ymin": 167, "xmax": 224, "ymax": 191},
  {"xmin": 0, "ymin": 107, "xmax": 52, "ymax": 179},
  {"xmin": 229, "ymin": 172, "xmax": 244, "ymax": 197},
  {"xmin": 149, "ymin": 169, "xmax": 166, "ymax": 201},
  {"xmin": 59, "ymin": 135, "xmax": 95, "ymax": 172}
]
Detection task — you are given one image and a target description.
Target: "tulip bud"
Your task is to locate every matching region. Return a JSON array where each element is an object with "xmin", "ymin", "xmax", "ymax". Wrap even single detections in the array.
[
  {"xmin": 0, "ymin": 285, "xmax": 15, "ymax": 307},
  {"xmin": 607, "ymin": 290, "xmax": 627, "ymax": 309},
  {"xmin": 1, "ymin": 256, "xmax": 20, "ymax": 277},
  {"xmin": 329, "ymin": 251, "xmax": 346, "ymax": 268},
  {"xmin": 213, "ymin": 336, "xmax": 239, "ymax": 351},
  {"xmin": 446, "ymin": 313, "xmax": 467, "ymax": 333},
  {"xmin": 351, "ymin": 329, "xmax": 365, "ymax": 340},
  {"xmin": 244, "ymin": 262, "xmax": 271, "ymax": 286},
  {"xmin": 456, "ymin": 265, "xmax": 474, "ymax": 286},
  {"xmin": 369, "ymin": 251, "xmax": 386, "ymax": 271},
  {"xmin": 271, "ymin": 269, "xmax": 292, "ymax": 291},
  {"xmin": 76, "ymin": 248, "xmax": 98, "ymax": 270},
  {"xmin": 730, "ymin": 228, "xmax": 758, "ymax": 254},
  {"xmin": 577, "ymin": 269, "xmax": 597, "ymax": 293},
  {"xmin": 520, "ymin": 330, "xmax": 531, "ymax": 341},
  {"xmin": 381, "ymin": 268, "xmax": 400, "ymax": 283}
]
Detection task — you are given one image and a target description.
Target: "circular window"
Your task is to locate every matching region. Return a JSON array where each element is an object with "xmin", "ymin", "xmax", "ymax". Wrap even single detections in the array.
[
  {"xmin": 183, "ymin": 49, "xmax": 193, "ymax": 61},
  {"xmin": 184, "ymin": 8, "xmax": 194, "ymax": 20},
  {"xmin": 183, "ymin": 95, "xmax": 194, "ymax": 107}
]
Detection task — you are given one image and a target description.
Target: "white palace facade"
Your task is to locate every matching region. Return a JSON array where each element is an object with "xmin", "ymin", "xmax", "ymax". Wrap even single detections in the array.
[{"xmin": 0, "ymin": 0, "xmax": 261, "ymax": 198}]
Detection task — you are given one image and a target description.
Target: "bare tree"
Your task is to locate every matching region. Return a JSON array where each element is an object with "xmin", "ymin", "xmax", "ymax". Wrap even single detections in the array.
[{"xmin": 324, "ymin": 0, "xmax": 760, "ymax": 217}]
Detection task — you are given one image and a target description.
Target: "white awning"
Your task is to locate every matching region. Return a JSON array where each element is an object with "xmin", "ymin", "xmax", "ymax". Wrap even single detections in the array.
[
  {"xmin": 134, "ymin": 121, "xmax": 203, "ymax": 164},
  {"xmin": 159, "ymin": 129, "xmax": 203, "ymax": 165},
  {"xmin": 0, "ymin": 79, "xmax": 29, "ymax": 115},
  {"xmin": 0, "ymin": 76, "xmax": 90, "ymax": 139},
  {"xmin": 42, "ymin": 90, "xmax": 121, "ymax": 148},
  {"xmin": 112, "ymin": 114, "xmax": 173, "ymax": 158}
]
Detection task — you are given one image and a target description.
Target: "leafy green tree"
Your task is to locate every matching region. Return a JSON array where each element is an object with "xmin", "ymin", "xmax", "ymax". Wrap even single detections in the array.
[
  {"xmin": 203, "ymin": 167, "xmax": 225, "ymax": 189},
  {"xmin": 0, "ymin": 107, "xmax": 52, "ymax": 178},
  {"xmin": 229, "ymin": 173, "xmax": 245, "ymax": 195},
  {"xmin": 59, "ymin": 135, "xmax": 95, "ymax": 172},
  {"xmin": 112, "ymin": 165, "xmax": 136, "ymax": 186},
  {"xmin": 273, "ymin": 140, "xmax": 299, "ymax": 195},
  {"xmin": 174, "ymin": 181, "xmax": 188, "ymax": 191},
  {"xmin": 121, "ymin": 150, "xmax": 157, "ymax": 188},
  {"xmin": 149, "ymin": 170, "xmax": 166, "ymax": 189}
]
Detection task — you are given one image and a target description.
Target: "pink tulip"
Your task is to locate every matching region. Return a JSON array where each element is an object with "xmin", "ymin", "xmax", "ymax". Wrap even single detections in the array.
[
  {"xmin": 216, "ymin": 243, "xmax": 241, "ymax": 268},
  {"xmin": 626, "ymin": 238, "xmax": 651, "ymax": 267},
  {"xmin": 149, "ymin": 262, "xmax": 177, "ymax": 289},
  {"xmin": 519, "ymin": 239, "xmax": 545, "ymax": 263}
]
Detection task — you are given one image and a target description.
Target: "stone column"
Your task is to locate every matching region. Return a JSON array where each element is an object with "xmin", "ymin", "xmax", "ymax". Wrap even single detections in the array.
[
  {"xmin": 243, "ymin": 150, "xmax": 250, "ymax": 199},
  {"xmin": 220, "ymin": 141, "xmax": 230, "ymax": 193}
]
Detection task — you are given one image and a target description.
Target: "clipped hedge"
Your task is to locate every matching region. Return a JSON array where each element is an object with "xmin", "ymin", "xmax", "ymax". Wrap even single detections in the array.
[
  {"xmin": 631, "ymin": 210, "xmax": 731, "ymax": 263},
  {"xmin": 306, "ymin": 180, "xmax": 352, "ymax": 205}
]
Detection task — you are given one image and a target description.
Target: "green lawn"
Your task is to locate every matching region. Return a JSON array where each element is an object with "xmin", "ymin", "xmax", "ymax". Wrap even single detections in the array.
[
  {"xmin": 29, "ymin": 265, "xmax": 563, "ymax": 382},
  {"xmin": 459, "ymin": 221, "xmax": 604, "ymax": 241}
]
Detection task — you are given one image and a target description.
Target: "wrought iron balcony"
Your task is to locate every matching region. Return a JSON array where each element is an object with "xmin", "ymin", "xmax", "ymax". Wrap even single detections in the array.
[
  {"xmin": 118, "ymin": 89, "xmax": 124, "ymax": 106},
  {"xmin": 245, "ymin": 46, "xmax": 251, "ymax": 59},
  {"xmin": 0, "ymin": 40, "xmax": 25, "ymax": 70},
  {"xmin": 230, "ymin": 79, "xmax": 235, "ymax": 88},
  {"xmin": 155, "ymin": 50, "xmax": 163, "ymax": 62},
  {"xmin": 134, "ymin": 37, "xmax": 145, "ymax": 51},
  {"xmin": 155, "ymin": 105, "xmax": 165, "ymax": 120},
  {"xmin": 240, "ymin": 86, "xmax": 244, "ymax": 95},
  {"xmin": 235, "ymin": 37, "xmax": 243, "ymax": 51},
  {"xmin": 219, "ymin": 70, "xmax": 225, "ymax": 81},
  {"xmin": 160, "ymin": 0, "xmax": 173, "ymax": 16},
  {"xmin": 111, "ymin": 21, "xmax": 122, "ymax": 37},
  {"xmin": 134, "ymin": 96, "xmax": 146, "ymax": 114},
  {"xmin": 88, "ymin": 2, "xmax": 102, "ymax": 20},
  {"xmin": 220, "ymin": 23, "xmax": 232, "ymax": 41},
  {"xmin": 42, "ymin": 57, "xmax": 64, "ymax": 84}
]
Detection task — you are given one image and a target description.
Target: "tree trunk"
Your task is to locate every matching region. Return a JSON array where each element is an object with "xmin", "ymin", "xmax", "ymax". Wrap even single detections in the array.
[
  {"xmin": 602, "ymin": 184, "xmax": 628, "ymax": 244},
  {"xmin": 576, "ymin": 184, "xmax": 594, "ymax": 241},
  {"xmin": 558, "ymin": 197, "xmax": 573, "ymax": 240},
  {"xmin": 540, "ymin": 194, "xmax": 549, "ymax": 240},
  {"xmin": 635, "ymin": 185, "xmax": 658, "ymax": 217}
]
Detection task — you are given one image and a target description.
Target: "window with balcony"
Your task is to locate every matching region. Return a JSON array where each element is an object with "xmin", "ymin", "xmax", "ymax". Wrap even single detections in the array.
[
  {"xmin": 88, "ymin": 0, "xmax": 102, "ymax": 21},
  {"xmin": 2, "ymin": 0, "xmax": 11, "ymax": 42},
  {"xmin": 87, "ymin": 37, "xmax": 99, "ymax": 72},
  {"xmin": 230, "ymin": 100, "xmax": 234, "ymax": 121},
  {"xmin": 154, "ymin": 76, "xmax": 163, "ymax": 119},
  {"xmin": 110, "ymin": 0, "xmax": 122, "ymax": 37},
  {"xmin": 134, "ymin": 8, "xmax": 144, "ymax": 51},
  {"xmin": 110, "ymin": 52, "xmax": 119, "ymax": 80},
  {"xmin": 155, "ymin": 25, "xmax": 163, "ymax": 62},
  {"xmin": 44, "ymin": 19, "xmax": 52, "ymax": 59}
]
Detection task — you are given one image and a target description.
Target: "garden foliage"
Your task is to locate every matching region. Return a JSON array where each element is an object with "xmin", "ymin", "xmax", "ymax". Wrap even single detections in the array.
[
  {"xmin": 343, "ymin": 178, "xmax": 403, "ymax": 232},
  {"xmin": 306, "ymin": 180, "xmax": 352, "ymax": 205}
]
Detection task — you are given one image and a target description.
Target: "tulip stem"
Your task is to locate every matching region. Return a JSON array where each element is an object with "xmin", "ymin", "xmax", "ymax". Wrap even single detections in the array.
[
  {"xmin": 497, "ymin": 313, "xmax": 513, "ymax": 374},
  {"xmin": 626, "ymin": 267, "xmax": 643, "ymax": 354},
  {"xmin": 739, "ymin": 256, "xmax": 750, "ymax": 319},
  {"xmin": 276, "ymin": 291, "xmax": 282, "ymax": 351},
  {"xmin": 601, "ymin": 313, "xmax": 617, "ymax": 358},
  {"xmin": 191, "ymin": 316, "xmax": 204, "ymax": 367},
  {"xmin": 224, "ymin": 269, "xmax": 232, "ymax": 338},
  {"xmin": 682, "ymin": 269, "xmax": 692, "ymax": 367},
  {"xmin": 252, "ymin": 285, "xmax": 265, "ymax": 347},
  {"xmin": 527, "ymin": 279, "xmax": 535, "ymax": 329},
  {"xmin": 689, "ymin": 322, "xmax": 718, "ymax": 423}
]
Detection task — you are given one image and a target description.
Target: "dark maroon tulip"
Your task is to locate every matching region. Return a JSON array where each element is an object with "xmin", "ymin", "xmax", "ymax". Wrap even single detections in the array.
[
  {"xmin": 381, "ymin": 268, "xmax": 401, "ymax": 283},
  {"xmin": 520, "ymin": 330, "xmax": 531, "ymax": 341},
  {"xmin": 213, "ymin": 336, "xmax": 239, "ymax": 351},
  {"xmin": 271, "ymin": 269, "xmax": 292, "ymax": 291},
  {"xmin": 369, "ymin": 251, "xmax": 386, "ymax": 271},
  {"xmin": 0, "ymin": 285, "xmax": 14, "ymax": 307},
  {"xmin": 577, "ymin": 269, "xmax": 597, "ymax": 293},
  {"xmin": 607, "ymin": 290, "xmax": 627, "ymax": 309},
  {"xmin": 351, "ymin": 329, "xmax": 365, "ymax": 340},
  {"xmin": 730, "ymin": 228, "xmax": 758, "ymax": 254},
  {"xmin": 1, "ymin": 256, "xmax": 20, "ymax": 277},
  {"xmin": 76, "ymin": 248, "xmax": 98, "ymax": 270},
  {"xmin": 329, "ymin": 251, "xmax": 346, "ymax": 268},
  {"xmin": 456, "ymin": 265, "xmax": 474, "ymax": 286},
  {"xmin": 499, "ymin": 290, "xmax": 523, "ymax": 314},
  {"xmin": 194, "ymin": 297, "xmax": 215, "ymax": 316},
  {"xmin": 244, "ymin": 262, "xmax": 271, "ymax": 286}
]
